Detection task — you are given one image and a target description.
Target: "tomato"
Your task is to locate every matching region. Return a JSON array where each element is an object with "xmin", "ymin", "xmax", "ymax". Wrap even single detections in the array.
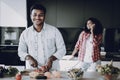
[
  {"xmin": 34, "ymin": 68, "xmax": 42, "ymax": 72},
  {"xmin": 15, "ymin": 73, "xmax": 22, "ymax": 80}
]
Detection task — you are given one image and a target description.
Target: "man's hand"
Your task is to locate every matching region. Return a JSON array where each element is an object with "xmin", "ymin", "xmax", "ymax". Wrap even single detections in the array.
[
  {"xmin": 45, "ymin": 58, "xmax": 53, "ymax": 71},
  {"xmin": 25, "ymin": 55, "xmax": 38, "ymax": 68},
  {"xmin": 45, "ymin": 56, "xmax": 57, "ymax": 71}
]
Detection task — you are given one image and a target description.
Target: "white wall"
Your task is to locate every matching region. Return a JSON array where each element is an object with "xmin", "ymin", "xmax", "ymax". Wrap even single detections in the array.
[{"xmin": 0, "ymin": 0, "xmax": 27, "ymax": 27}]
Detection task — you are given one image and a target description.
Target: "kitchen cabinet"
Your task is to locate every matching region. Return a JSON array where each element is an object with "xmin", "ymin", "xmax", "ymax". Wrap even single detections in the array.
[
  {"xmin": 28, "ymin": 0, "xmax": 120, "ymax": 28},
  {"xmin": 0, "ymin": 45, "xmax": 25, "ymax": 65}
]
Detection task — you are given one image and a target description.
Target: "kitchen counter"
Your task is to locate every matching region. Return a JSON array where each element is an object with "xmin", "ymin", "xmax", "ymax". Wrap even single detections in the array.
[
  {"xmin": 1, "ymin": 70, "xmax": 120, "ymax": 80},
  {"xmin": 0, "ymin": 72, "xmax": 105, "ymax": 80},
  {"xmin": 0, "ymin": 66, "xmax": 105, "ymax": 80},
  {"xmin": 59, "ymin": 55, "xmax": 120, "ymax": 71},
  {"xmin": 0, "ymin": 64, "xmax": 120, "ymax": 80}
]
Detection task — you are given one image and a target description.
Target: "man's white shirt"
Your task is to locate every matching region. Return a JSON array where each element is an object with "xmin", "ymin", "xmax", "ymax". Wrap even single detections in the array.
[{"xmin": 18, "ymin": 23, "xmax": 66, "ymax": 70}]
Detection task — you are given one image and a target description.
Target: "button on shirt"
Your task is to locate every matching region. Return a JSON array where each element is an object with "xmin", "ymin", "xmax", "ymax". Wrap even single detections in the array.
[
  {"xmin": 36, "ymin": 32, "xmax": 45, "ymax": 65},
  {"xmin": 18, "ymin": 23, "xmax": 66, "ymax": 70}
]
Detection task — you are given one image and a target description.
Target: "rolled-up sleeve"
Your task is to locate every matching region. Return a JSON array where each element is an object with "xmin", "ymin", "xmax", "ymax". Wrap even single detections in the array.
[
  {"xmin": 53, "ymin": 28, "xmax": 66, "ymax": 59},
  {"xmin": 18, "ymin": 31, "xmax": 28, "ymax": 61},
  {"xmin": 75, "ymin": 31, "xmax": 84, "ymax": 50},
  {"xmin": 93, "ymin": 34, "xmax": 103, "ymax": 46}
]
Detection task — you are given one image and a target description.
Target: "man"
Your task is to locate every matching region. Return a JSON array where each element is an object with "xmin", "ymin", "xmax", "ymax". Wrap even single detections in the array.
[{"xmin": 18, "ymin": 3, "xmax": 66, "ymax": 72}]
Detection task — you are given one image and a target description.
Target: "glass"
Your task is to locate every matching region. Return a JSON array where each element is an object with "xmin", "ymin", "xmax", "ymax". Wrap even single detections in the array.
[{"xmin": 0, "ymin": 27, "xmax": 25, "ymax": 45}]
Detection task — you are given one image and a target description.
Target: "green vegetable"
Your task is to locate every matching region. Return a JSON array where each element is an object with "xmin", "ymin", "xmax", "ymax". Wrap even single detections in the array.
[
  {"xmin": 5, "ymin": 66, "xmax": 19, "ymax": 76},
  {"xmin": 96, "ymin": 61, "xmax": 120, "ymax": 75}
]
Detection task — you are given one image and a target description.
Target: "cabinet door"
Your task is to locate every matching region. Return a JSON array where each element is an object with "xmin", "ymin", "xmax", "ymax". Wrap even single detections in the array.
[{"xmin": 57, "ymin": 0, "xmax": 84, "ymax": 27}]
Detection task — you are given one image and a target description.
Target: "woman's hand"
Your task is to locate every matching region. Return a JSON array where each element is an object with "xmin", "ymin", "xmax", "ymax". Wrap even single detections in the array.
[
  {"xmin": 69, "ymin": 55, "xmax": 74, "ymax": 60},
  {"xmin": 90, "ymin": 24, "xmax": 95, "ymax": 34}
]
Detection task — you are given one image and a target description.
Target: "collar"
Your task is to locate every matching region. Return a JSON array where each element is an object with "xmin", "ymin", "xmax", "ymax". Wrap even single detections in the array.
[{"xmin": 31, "ymin": 22, "xmax": 46, "ymax": 32}]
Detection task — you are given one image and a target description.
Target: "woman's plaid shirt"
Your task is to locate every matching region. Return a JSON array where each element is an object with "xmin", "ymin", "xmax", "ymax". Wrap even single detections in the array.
[{"xmin": 75, "ymin": 31, "xmax": 103, "ymax": 62}]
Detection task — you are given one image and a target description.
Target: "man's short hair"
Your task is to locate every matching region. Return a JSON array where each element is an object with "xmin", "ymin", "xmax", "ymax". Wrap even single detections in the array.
[{"xmin": 30, "ymin": 3, "xmax": 46, "ymax": 14}]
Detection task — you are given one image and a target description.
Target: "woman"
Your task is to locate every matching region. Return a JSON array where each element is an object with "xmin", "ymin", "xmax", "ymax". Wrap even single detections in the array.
[{"xmin": 70, "ymin": 17, "xmax": 103, "ymax": 72}]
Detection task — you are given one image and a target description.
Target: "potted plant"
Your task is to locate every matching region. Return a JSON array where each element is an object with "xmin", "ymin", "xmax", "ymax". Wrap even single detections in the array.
[{"xmin": 96, "ymin": 60, "xmax": 120, "ymax": 80}]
